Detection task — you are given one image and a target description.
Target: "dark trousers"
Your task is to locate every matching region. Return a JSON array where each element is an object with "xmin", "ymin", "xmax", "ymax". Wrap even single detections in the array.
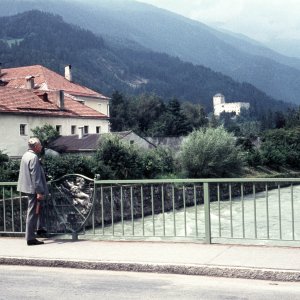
[{"xmin": 25, "ymin": 194, "xmax": 46, "ymax": 241}]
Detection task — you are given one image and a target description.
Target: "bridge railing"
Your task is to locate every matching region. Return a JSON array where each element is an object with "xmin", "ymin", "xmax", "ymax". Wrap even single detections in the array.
[
  {"xmin": 0, "ymin": 182, "xmax": 25, "ymax": 235},
  {"xmin": 91, "ymin": 178, "xmax": 300, "ymax": 245},
  {"xmin": 1, "ymin": 178, "xmax": 300, "ymax": 245}
]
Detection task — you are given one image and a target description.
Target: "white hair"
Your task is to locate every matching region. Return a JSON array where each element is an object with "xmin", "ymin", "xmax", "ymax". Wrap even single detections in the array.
[{"xmin": 28, "ymin": 137, "xmax": 41, "ymax": 148}]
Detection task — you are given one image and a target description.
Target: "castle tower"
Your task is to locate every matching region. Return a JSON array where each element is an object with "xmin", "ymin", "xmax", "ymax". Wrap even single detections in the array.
[{"xmin": 213, "ymin": 93, "xmax": 225, "ymax": 107}]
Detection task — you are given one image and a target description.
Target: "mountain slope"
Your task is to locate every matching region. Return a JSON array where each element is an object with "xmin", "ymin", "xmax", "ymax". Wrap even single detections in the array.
[
  {"xmin": 0, "ymin": 10, "xmax": 288, "ymax": 114},
  {"xmin": 1, "ymin": 0, "xmax": 300, "ymax": 105},
  {"xmin": 207, "ymin": 27, "xmax": 300, "ymax": 71}
]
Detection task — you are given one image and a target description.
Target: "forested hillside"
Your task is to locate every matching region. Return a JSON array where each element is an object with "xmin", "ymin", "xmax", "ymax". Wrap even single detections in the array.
[
  {"xmin": 1, "ymin": 0, "xmax": 300, "ymax": 104},
  {"xmin": 0, "ymin": 10, "xmax": 290, "ymax": 113}
]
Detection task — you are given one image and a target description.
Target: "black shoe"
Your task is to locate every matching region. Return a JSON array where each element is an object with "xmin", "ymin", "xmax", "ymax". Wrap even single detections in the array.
[
  {"xmin": 27, "ymin": 239, "xmax": 44, "ymax": 246},
  {"xmin": 36, "ymin": 229, "xmax": 48, "ymax": 238}
]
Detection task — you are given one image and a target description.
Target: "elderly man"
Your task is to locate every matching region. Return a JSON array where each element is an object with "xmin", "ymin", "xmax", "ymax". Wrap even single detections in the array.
[{"xmin": 17, "ymin": 137, "xmax": 49, "ymax": 246}]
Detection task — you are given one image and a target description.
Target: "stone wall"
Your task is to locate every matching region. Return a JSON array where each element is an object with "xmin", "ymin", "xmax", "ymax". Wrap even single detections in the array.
[{"xmin": 87, "ymin": 181, "xmax": 281, "ymax": 228}]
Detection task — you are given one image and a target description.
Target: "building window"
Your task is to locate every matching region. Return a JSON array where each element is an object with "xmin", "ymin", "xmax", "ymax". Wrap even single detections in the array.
[
  {"xmin": 20, "ymin": 124, "xmax": 27, "ymax": 136},
  {"xmin": 84, "ymin": 126, "xmax": 89, "ymax": 134},
  {"xmin": 130, "ymin": 140, "xmax": 134, "ymax": 145},
  {"xmin": 71, "ymin": 125, "xmax": 76, "ymax": 135},
  {"xmin": 96, "ymin": 126, "xmax": 101, "ymax": 134},
  {"xmin": 56, "ymin": 125, "xmax": 62, "ymax": 134}
]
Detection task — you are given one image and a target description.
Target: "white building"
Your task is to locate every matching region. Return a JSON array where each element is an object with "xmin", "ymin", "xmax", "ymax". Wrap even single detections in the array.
[
  {"xmin": 0, "ymin": 65, "xmax": 110, "ymax": 157},
  {"xmin": 213, "ymin": 93, "xmax": 250, "ymax": 116}
]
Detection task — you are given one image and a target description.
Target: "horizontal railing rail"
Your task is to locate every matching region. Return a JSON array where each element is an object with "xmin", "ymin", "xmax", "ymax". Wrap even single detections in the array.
[{"xmin": 1, "ymin": 178, "xmax": 300, "ymax": 246}]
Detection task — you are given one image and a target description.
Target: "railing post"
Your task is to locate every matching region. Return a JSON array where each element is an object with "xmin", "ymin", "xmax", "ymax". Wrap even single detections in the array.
[
  {"xmin": 72, "ymin": 231, "xmax": 78, "ymax": 241},
  {"xmin": 204, "ymin": 182, "xmax": 211, "ymax": 244}
]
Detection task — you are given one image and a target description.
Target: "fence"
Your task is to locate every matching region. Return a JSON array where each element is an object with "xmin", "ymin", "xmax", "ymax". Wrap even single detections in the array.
[{"xmin": 1, "ymin": 177, "xmax": 300, "ymax": 246}]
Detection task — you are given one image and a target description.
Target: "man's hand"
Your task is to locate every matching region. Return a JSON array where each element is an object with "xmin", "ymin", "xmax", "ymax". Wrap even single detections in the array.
[{"xmin": 37, "ymin": 193, "xmax": 44, "ymax": 201}]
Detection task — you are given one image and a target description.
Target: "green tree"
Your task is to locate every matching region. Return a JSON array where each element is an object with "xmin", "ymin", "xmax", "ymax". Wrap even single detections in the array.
[
  {"xmin": 93, "ymin": 134, "xmax": 143, "ymax": 179},
  {"xmin": 238, "ymin": 121, "xmax": 261, "ymax": 138},
  {"xmin": 178, "ymin": 127, "xmax": 245, "ymax": 178},
  {"xmin": 163, "ymin": 98, "xmax": 191, "ymax": 136},
  {"xmin": 274, "ymin": 111, "xmax": 286, "ymax": 129},
  {"xmin": 31, "ymin": 124, "xmax": 59, "ymax": 148},
  {"xmin": 260, "ymin": 127, "xmax": 300, "ymax": 169},
  {"xmin": 140, "ymin": 147, "xmax": 174, "ymax": 178},
  {"xmin": 209, "ymin": 114, "xmax": 220, "ymax": 128},
  {"xmin": 218, "ymin": 112, "xmax": 241, "ymax": 135},
  {"xmin": 110, "ymin": 91, "xmax": 131, "ymax": 132},
  {"xmin": 285, "ymin": 107, "xmax": 300, "ymax": 128},
  {"xmin": 131, "ymin": 94, "xmax": 166, "ymax": 135},
  {"xmin": 236, "ymin": 137, "xmax": 262, "ymax": 167},
  {"xmin": 181, "ymin": 102, "xmax": 208, "ymax": 129}
]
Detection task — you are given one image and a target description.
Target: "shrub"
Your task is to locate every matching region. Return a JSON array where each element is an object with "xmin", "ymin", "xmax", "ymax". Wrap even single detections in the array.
[
  {"xmin": 260, "ymin": 127, "xmax": 300, "ymax": 169},
  {"xmin": 140, "ymin": 147, "xmax": 174, "ymax": 178},
  {"xmin": 0, "ymin": 150, "xmax": 20, "ymax": 181},
  {"xmin": 0, "ymin": 150, "xmax": 9, "ymax": 165},
  {"xmin": 0, "ymin": 159, "xmax": 20, "ymax": 182},
  {"xmin": 92, "ymin": 134, "xmax": 175, "ymax": 179},
  {"xmin": 44, "ymin": 155, "xmax": 94, "ymax": 180},
  {"xmin": 178, "ymin": 127, "xmax": 245, "ymax": 178},
  {"xmin": 93, "ymin": 134, "xmax": 143, "ymax": 179},
  {"xmin": 31, "ymin": 124, "xmax": 59, "ymax": 148}
]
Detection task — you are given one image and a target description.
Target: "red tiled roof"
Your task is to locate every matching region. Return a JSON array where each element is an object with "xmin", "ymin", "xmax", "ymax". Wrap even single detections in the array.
[
  {"xmin": 1, "ymin": 65, "xmax": 110, "ymax": 100},
  {"xmin": 0, "ymin": 86, "xmax": 107, "ymax": 118}
]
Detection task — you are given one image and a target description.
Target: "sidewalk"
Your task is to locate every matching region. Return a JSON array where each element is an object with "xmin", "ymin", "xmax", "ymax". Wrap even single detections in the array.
[{"xmin": 0, "ymin": 237, "xmax": 299, "ymax": 282}]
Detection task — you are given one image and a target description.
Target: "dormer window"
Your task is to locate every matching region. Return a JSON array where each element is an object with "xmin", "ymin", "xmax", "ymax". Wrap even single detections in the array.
[{"xmin": 0, "ymin": 80, "xmax": 8, "ymax": 86}]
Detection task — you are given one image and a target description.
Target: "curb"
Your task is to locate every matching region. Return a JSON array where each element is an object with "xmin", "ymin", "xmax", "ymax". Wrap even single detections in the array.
[{"xmin": 1, "ymin": 257, "xmax": 300, "ymax": 282}]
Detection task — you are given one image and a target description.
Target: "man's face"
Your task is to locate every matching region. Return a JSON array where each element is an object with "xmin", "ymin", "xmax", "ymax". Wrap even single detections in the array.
[{"xmin": 34, "ymin": 142, "xmax": 43, "ymax": 154}]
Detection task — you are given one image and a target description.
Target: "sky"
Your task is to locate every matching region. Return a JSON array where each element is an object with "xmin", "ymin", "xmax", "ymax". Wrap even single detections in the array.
[{"xmin": 137, "ymin": 0, "xmax": 300, "ymax": 43}]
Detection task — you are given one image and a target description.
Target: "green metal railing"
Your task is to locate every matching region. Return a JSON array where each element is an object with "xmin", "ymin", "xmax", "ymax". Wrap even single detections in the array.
[
  {"xmin": 0, "ymin": 182, "xmax": 24, "ymax": 235},
  {"xmin": 1, "ymin": 178, "xmax": 300, "ymax": 245}
]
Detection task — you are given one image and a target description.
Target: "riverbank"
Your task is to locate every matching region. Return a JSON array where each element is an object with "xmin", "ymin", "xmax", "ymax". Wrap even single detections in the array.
[{"xmin": 243, "ymin": 166, "xmax": 300, "ymax": 178}]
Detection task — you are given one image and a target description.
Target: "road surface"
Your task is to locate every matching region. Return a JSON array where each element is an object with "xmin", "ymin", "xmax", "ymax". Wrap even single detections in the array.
[{"xmin": 1, "ymin": 265, "xmax": 299, "ymax": 299}]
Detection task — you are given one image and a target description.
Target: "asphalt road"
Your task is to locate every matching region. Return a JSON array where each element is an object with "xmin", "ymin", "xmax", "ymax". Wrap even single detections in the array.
[{"xmin": 1, "ymin": 265, "xmax": 300, "ymax": 300}]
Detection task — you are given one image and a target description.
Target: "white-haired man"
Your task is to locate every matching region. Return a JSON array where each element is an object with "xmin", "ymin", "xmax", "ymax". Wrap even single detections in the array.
[{"xmin": 17, "ymin": 137, "xmax": 49, "ymax": 245}]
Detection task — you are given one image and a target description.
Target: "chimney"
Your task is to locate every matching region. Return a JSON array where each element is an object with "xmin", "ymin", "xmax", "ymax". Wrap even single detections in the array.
[
  {"xmin": 78, "ymin": 126, "xmax": 84, "ymax": 139},
  {"xmin": 65, "ymin": 65, "xmax": 72, "ymax": 81},
  {"xmin": 57, "ymin": 90, "xmax": 65, "ymax": 110},
  {"xmin": 25, "ymin": 76, "xmax": 35, "ymax": 89}
]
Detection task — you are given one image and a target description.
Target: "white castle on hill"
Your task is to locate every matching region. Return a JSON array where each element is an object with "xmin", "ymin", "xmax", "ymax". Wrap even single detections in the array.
[{"xmin": 213, "ymin": 93, "xmax": 250, "ymax": 116}]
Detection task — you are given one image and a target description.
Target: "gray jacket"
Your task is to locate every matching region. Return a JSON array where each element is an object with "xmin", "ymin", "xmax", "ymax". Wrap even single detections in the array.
[{"xmin": 17, "ymin": 150, "xmax": 49, "ymax": 195}]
